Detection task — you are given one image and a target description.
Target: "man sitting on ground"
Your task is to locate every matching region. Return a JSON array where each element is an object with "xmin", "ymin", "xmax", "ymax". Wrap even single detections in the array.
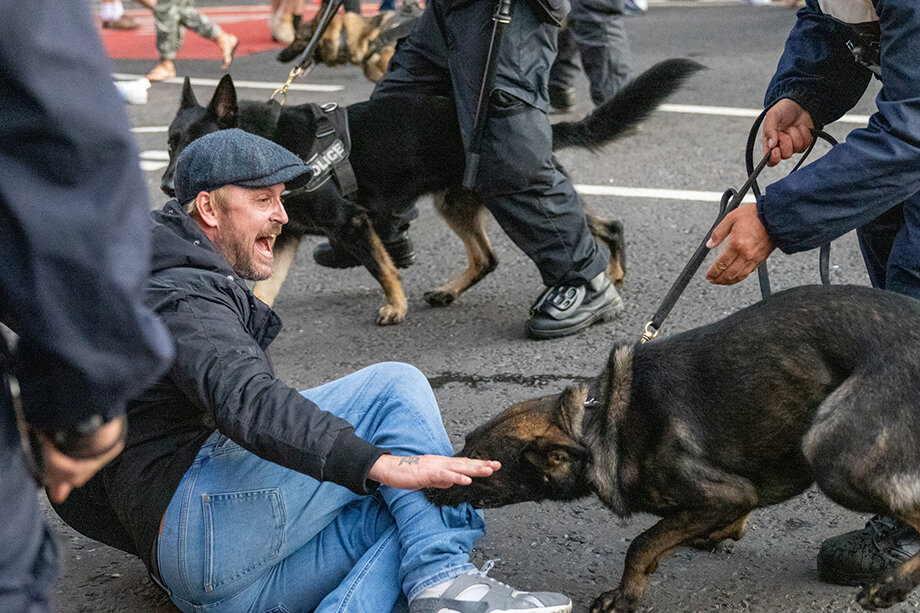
[{"xmin": 54, "ymin": 129, "xmax": 572, "ymax": 613}]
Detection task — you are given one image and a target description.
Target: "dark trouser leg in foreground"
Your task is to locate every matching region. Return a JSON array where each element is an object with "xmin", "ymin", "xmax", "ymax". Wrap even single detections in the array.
[{"xmin": 0, "ymin": 403, "xmax": 59, "ymax": 613}]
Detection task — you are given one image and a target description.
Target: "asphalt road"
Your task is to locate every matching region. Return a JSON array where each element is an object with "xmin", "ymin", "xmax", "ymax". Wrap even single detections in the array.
[{"xmin": 47, "ymin": 2, "xmax": 920, "ymax": 612}]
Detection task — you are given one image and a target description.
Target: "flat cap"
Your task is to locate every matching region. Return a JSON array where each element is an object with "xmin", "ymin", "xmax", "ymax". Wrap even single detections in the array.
[{"xmin": 174, "ymin": 128, "xmax": 312, "ymax": 204}]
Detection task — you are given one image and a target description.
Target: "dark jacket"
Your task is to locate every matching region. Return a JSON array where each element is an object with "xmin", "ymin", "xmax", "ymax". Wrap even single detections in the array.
[
  {"xmin": 758, "ymin": 0, "xmax": 920, "ymax": 254},
  {"xmin": 86, "ymin": 201, "xmax": 386, "ymax": 568}
]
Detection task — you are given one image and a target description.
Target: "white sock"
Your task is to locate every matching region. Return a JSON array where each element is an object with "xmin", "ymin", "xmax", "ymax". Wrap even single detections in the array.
[{"xmin": 100, "ymin": 2, "xmax": 124, "ymax": 20}]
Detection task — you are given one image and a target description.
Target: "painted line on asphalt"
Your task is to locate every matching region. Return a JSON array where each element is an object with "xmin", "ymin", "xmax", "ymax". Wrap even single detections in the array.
[
  {"xmin": 658, "ymin": 103, "xmax": 871, "ymax": 125},
  {"xmin": 129, "ymin": 102, "xmax": 870, "ymax": 135},
  {"xmin": 574, "ymin": 184, "xmax": 754, "ymax": 204},
  {"xmin": 139, "ymin": 148, "xmax": 751, "ymax": 203},
  {"xmin": 114, "ymin": 73, "xmax": 344, "ymax": 93}
]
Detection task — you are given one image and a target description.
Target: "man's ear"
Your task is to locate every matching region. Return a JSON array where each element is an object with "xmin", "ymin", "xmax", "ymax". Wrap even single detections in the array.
[
  {"xmin": 193, "ymin": 192, "xmax": 219, "ymax": 230},
  {"xmin": 553, "ymin": 386, "xmax": 587, "ymax": 440}
]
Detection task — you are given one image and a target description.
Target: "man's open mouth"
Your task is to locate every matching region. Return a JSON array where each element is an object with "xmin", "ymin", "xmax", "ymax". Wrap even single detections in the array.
[{"xmin": 256, "ymin": 234, "xmax": 277, "ymax": 258}]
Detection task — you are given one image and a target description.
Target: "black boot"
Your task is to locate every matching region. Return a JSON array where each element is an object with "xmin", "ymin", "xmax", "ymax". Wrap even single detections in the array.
[
  {"xmin": 312, "ymin": 231, "xmax": 415, "ymax": 269},
  {"xmin": 817, "ymin": 516, "xmax": 920, "ymax": 586},
  {"xmin": 548, "ymin": 85, "xmax": 576, "ymax": 113},
  {"xmin": 525, "ymin": 272, "xmax": 623, "ymax": 339}
]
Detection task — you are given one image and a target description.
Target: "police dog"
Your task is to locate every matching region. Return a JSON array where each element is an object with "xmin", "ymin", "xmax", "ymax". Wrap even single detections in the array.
[
  {"xmin": 161, "ymin": 60, "xmax": 703, "ymax": 324},
  {"xmin": 276, "ymin": 0, "xmax": 423, "ymax": 81},
  {"xmin": 427, "ymin": 285, "xmax": 920, "ymax": 612}
]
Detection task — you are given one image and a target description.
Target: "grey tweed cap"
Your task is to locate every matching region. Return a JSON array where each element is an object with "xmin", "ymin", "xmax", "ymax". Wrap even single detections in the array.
[{"xmin": 174, "ymin": 128, "xmax": 311, "ymax": 204}]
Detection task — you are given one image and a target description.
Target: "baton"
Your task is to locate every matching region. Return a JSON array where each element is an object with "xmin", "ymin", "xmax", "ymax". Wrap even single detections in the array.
[{"xmin": 463, "ymin": 0, "xmax": 514, "ymax": 189}]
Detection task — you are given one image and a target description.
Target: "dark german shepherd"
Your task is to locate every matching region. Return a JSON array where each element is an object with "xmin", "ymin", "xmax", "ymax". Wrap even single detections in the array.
[
  {"xmin": 427, "ymin": 285, "xmax": 920, "ymax": 612},
  {"xmin": 161, "ymin": 60, "xmax": 702, "ymax": 324}
]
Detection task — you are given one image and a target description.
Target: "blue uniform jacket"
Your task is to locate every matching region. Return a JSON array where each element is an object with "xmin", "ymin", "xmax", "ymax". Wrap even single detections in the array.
[{"xmin": 758, "ymin": 0, "xmax": 920, "ymax": 254}]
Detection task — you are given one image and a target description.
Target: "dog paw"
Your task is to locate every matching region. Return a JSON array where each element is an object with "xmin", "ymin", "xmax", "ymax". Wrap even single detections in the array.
[
  {"xmin": 423, "ymin": 290, "xmax": 455, "ymax": 307},
  {"xmin": 376, "ymin": 305, "xmax": 406, "ymax": 325},
  {"xmin": 590, "ymin": 588, "xmax": 638, "ymax": 613},
  {"xmin": 857, "ymin": 579, "xmax": 909, "ymax": 610}
]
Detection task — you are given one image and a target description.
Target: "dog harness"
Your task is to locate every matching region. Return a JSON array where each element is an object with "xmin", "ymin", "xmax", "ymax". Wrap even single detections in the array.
[{"xmin": 286, "ymin": 102, "xmax": 358, "ymax": 199}]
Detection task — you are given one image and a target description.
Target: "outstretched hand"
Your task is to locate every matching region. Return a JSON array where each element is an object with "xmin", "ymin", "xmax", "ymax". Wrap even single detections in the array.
[{"xmin": 368, "ymin": 453, "xmax": 501, "ymax": 490}]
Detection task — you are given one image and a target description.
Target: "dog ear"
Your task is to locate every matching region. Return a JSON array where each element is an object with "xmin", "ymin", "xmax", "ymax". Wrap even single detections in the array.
[
  {"xmin": 553, "ymin": 386, "xmax": 587, "ymax": 441},
  {"xmin": 206, "ymin": 74, "xmax": 238, "ymax": 130},
  {"xmin": 180, "ymin": 76, "xmax": 198, "ymax": 109},
  {"xmin": 523, "ymin": 438, "xmax": 587, "ymax": 473}
]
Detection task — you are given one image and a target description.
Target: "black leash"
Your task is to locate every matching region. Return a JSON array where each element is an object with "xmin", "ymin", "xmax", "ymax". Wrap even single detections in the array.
[
  {"xmin": 0, "ymin": 331, "xmax": 45, "ymax": 486},
  {"xmin": 271, "ymin": 0, "xmax": 346, "ymax": 104},
  {"xmin": 641, "ymin": 107, "xmax": 839, "ymax": 343}
]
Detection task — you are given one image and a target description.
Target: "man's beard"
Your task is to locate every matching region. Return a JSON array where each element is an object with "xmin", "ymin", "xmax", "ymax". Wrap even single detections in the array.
[{"xmin": 215, "ymin": 225, "xmax": 272, "ymax": 282}]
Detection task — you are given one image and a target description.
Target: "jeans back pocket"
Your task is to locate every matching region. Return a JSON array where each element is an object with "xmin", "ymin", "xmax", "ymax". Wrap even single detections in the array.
[{"xmin": 201, "ymin": 488, "xmax": 285, "ymax": 592}]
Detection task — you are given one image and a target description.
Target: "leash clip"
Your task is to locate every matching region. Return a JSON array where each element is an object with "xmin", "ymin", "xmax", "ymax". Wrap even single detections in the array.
[
  {"xmin": 640, "ymin": 321, "xmax": 659, "ymax": 344},
  {"xmin": 271, "ymin": 65, "xmax": 306, "ymax": 105}
]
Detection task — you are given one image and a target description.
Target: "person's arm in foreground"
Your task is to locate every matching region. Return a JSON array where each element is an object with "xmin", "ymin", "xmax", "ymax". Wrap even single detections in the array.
[
  {"xmin": 0, "ymin": 0, "xmax": 173, "ymax": 500},
  {"xmin": 707, "ymin": 0, "xmax": 920, "ymax": 284},
  {"xmin": 160, "ymin": 288, "xmax": 496, "ymax": 493}
]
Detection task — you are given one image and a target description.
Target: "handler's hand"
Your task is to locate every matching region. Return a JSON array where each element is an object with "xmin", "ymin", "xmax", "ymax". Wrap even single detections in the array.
[
  {"xmin": 41, "ymin": 418, "xmax": 126, "ymax": 504},
  {"xmin": 369, "ymin": 454, "xmax": 501, "ymax": 490},
  {"xmin": 763, "ymin": 98, "xmax": 814, "ymax": 166},
  {"xmin": 705, "ymin": 203, "xmax": 774, "ymax": 285}
]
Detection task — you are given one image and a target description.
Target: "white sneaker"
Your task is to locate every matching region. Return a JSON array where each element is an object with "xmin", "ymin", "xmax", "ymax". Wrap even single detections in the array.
[{"xmin": 409, "ymin": 561, "xmax": 572, "ymax": 613}]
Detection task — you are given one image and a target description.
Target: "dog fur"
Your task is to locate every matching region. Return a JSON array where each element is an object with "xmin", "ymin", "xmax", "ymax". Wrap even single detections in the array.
[
  {"xmin": 427, "ymin": 284, "xmax": 920, "ymax": 612},
  {"xmin": 161, "ymin": 59, "xmax": 702, "ymax": 324},
  {"xmin": 276, "ymin": 0, "xmax": 423, "ymax": 82}
]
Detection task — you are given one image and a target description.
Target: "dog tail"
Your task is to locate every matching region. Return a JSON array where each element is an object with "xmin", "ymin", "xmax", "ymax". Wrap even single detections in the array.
[{"xmin": 552, "ymin": 58, "xmax": 705, "ymax": 152}]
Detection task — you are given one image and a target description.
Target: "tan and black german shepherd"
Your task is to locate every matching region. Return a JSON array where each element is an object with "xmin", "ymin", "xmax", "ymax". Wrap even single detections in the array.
[
  {"xmin": 276, "ymin": 0, "xmax": 423, "ymax": 82},
  {"xmin": 427, "ymin": 284, "xmax": 920, "ymax": 612},
  {"xmin": 161, "ymin": 60, "xmax": 702, "ymax": 324}
]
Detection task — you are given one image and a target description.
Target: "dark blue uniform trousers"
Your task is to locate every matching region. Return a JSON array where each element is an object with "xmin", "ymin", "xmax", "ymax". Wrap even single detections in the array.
[
  {"xmin": 372, "ymin": 0, "xmax": 608, "ymax": 287},
  {"xmin": 0, "ymin": 398, "xmax": 58, "ymax": 613}
]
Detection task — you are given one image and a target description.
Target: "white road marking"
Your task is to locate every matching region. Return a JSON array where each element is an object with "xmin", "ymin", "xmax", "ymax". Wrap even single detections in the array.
[
  {"xmin": 573, "ymin": 184, "xmax": 754, "ymax": 204},
  {"xmin": 141, "ymin": 160, "xmax": 169, "ymax": 171},
  {"xmin": 134, "ymin": 99, "xmax": 870, "ymax": 201},
  {"xmin": 130, "ymin": 102, "xmax": 870, "ymax": 134},
  {"xmin": 658, "ymin": 103, "xmax": 871, "ymax": 125},
  {"xmin": 137, "ymin": 148, "xmax": 748, "ymax": 202},
  {"xmin": 114, "ymin": 73, "xmax": 344, "ymax": 93},
  {"xmin": 140, "ymin": 150, "xmax": 169, "ymax": 171}
]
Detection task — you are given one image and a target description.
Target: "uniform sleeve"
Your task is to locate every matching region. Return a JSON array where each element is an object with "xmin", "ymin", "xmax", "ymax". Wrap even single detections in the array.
[
  {"xmin": 764, "ymin": 0, "xmax": 872, "ymax": 127},
  {"xmin": 0, "ymin": 0, "xmax": 173, "ymax": 432},
  {"xmin": 161, "ymin": 287, "xmax": 385, "ymax": 494},
  {"xmin": 760, "ymin": 0, "xmax": 920, "ymax": 254}
]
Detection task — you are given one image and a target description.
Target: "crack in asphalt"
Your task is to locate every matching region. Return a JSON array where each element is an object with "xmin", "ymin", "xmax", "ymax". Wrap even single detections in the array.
[{"xmin": 427, "ymin": 372, "xmax": 592, "ymax": 389}]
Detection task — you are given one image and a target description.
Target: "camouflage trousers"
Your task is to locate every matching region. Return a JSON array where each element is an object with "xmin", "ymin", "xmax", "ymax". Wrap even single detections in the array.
[{"xmin": 154, "ymin": 0, "xmax": 221, "ymax": 60}]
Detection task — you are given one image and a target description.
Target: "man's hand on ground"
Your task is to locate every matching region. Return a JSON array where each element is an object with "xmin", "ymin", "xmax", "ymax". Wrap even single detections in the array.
[
  {"xmin": 763, "ymin": 98, "xmax": 814, "ymax": 166},
  {"xmin": 369, "ymin": 454, "xmax": 501, "ymax": 490},
  {"xmin": 41, "ymin": 417, "xmax": 126, "ymax": 503}
]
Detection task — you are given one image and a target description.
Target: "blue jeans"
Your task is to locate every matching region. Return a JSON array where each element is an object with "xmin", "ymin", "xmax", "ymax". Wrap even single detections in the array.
[{"xmin": 156, "ymin": 363, "xmax": 482, "ymax": 613}]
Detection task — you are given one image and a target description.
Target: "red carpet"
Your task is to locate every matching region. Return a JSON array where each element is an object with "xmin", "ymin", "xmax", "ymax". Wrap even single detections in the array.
[{"xmin": 99, "ymin": 4, "xmax": 378, "ymax": 61}]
